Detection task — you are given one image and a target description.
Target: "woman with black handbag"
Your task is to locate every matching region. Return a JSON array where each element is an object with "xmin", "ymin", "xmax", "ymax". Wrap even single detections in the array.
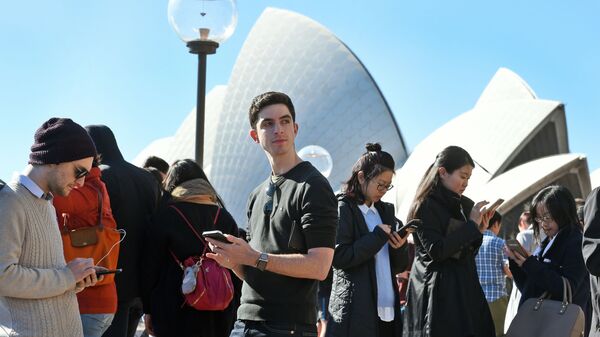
[
  {"xmin": 141, "ymin": 159, "xmax": 239, "ymax": 337},
  {"xmin": 506, "ymin": 185, "xmax": 591, "ymax": 336}
]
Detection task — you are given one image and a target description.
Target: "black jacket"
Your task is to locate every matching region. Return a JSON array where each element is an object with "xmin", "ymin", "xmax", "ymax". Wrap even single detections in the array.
[
  {"xmin": 142, "ymin": 201, "xmax": 238, "ymax": 337},
  {"xmin": 403, "ymin": 185, "xmax": 494, "ymax": 337},
  {"xmin": 86, "ymin": 125, "xmax": 161, "ymax": 301},
  {"xmin": 327, "ymin": 195, "xmax": 408, "ymax": 337},
  {"xmin": 584, "ymin": 187, "xmax": 600, "ymax": 336}
]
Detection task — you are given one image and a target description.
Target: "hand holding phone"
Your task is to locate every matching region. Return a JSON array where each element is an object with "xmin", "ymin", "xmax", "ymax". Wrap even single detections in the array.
[
  {"xmin": 94, "ymin": 268, "xmax": 122, "ymax": 276},
  {"xmin": 397, "ymin": 219, "xmax": 422, "ymax": 238},
  {"xmin": 484, "ymin": 198, "xmax": 504, "ymax": 215},
  {"xmin": 505, "ymin": 239, "xmax": 528, "ymax": 258},
  {"xmin": 202, "ymin": 230, "xmax": 231, "ymax": 244}
]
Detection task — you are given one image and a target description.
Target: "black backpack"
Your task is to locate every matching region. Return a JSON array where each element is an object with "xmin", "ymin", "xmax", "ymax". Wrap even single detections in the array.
[{"xmin": 0, "ymin": 179, "xmax": 5, "ymax": 191}]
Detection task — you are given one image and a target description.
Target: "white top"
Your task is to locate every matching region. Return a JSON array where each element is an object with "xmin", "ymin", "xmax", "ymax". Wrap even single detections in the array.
[{"xmin": 358, "ymin": 203, "xmax": 395, "ymax": 322}]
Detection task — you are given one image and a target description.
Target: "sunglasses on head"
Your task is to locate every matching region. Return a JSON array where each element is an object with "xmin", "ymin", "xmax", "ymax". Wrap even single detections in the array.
[
  {"xmin": 263, "ymin": 180, "xmax": 277, "ymax": 215},
  {"xmin": 74, "ymin": 166, "xmax": 89, "ymax": 179}
]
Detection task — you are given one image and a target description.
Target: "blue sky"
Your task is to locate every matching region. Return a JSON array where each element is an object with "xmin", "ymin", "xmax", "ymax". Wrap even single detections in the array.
[{"xmin": 1, "ymin": 1, "xmax": 598, "ymax": 182}]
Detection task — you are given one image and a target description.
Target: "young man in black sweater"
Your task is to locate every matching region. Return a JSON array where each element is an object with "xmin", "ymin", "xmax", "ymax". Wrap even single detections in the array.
[{"xmin": 206, "ymin": 91, "xmax": 338, "ymax": 336}]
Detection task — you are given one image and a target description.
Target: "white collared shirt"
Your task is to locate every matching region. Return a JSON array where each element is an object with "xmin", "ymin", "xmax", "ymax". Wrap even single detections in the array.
[
  {"xmin": 18, "ymin": 174, "xmax": 52, "ymax": 200},
  {"xmin": 358, "ymin": 203, "xmax": 395, "ymax": 321}
]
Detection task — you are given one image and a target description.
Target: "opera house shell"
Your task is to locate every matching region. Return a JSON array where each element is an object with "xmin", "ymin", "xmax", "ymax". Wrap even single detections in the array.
[
  {"xmin": 135, "ymin": 8, "xmax": 408, "ymax": 224},
  {"xmin": 384, "ymin": 68, "xmax": 591, "ymax": 237}
]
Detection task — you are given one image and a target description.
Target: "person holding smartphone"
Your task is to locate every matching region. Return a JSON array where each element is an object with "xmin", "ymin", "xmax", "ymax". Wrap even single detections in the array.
[
  {"xmin": 506, "ymin": 185, "xmax": 591, "ymax": 336},
  {"xmin": 326, "ymin": 143, "xmax": 410, "ymax": 337},
  {"xmin": 403, "ymin": 146, "xmax": 495, "ymax": 337},
  {"xmin": 141, "ymin": 159, "xmax": 239, "ymax": 337}
]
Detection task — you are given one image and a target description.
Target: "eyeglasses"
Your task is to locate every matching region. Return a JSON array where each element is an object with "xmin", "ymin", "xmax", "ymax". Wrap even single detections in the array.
[
  {"xmin": 534, "ymin": 214, "xmax": 553, "ymax": 224},
  {"xmin": 263, "ymin": 180, "xmax": 276, "ymax": 215},
  {"xmin": 376, "ymin": 182, "xmax": 393, "ymax": 192},
  {"xmin": 74, "ymin": 166, "xmax": 89, "ymax": 180}
]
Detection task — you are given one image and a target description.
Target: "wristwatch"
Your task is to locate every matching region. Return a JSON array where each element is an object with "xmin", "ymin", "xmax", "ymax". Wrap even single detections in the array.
[{"xmin": 255, "ymin": 252, "xmax": 269, "ymax": 271}]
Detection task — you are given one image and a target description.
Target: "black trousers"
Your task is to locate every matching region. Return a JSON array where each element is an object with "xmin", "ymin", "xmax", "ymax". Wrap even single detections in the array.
[
  {"xmin": 378, "ymin": 318, "xmax": 395, "ymax": 337},
  {"xmin": 102, "ymin": 297, "xmax": 144, "ymax": 337}
]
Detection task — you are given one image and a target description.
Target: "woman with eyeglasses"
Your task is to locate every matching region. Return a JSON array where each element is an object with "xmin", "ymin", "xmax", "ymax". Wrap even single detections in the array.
[
  {"xmin": 403, "ymin": 146, "xmax": 495, "ymax": 337},
  {"xmin": 506, "ymin": 185, "xmax": 591, "ymax": 336},
  {"xmin": 326, "ymin": 143, "xmax": 409, "ymax": 337}
]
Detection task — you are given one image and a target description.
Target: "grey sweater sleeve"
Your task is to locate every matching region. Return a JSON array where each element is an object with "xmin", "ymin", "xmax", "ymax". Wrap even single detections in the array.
[{"xmin": 0, "ymin": 188, "xmax": 75, "ymax": 299}]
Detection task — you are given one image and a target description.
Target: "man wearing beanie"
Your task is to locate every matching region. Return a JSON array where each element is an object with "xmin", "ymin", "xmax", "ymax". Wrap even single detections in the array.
[{"xmin": 0, "ymin": 117, "xmax": 101, "ymax": 337}]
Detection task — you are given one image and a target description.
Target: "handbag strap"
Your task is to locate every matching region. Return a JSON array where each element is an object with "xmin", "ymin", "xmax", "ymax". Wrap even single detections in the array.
[{"xmin": 168, "ymin": 204, "xmax": 222, "ymax": 268}]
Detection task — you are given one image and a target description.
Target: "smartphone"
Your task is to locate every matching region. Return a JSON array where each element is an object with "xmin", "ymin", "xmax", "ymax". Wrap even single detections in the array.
[
  {"xmin": 95, "ymin": 268, "xmax": 122, "ymax": 276},
  {"xmin": 397, "ymin": 219, "xmax": 422, "ymax": 238},
  {"xmin": 202, "ymin": 230, "xmax": 232, "ymax": 244},
  {"xmin": 485, "ymin": 198, "xmax": 505, "ymax": 214},
  {"xmin": 506, "ymin": 239, "xmax": 528, "ymax": 257}
]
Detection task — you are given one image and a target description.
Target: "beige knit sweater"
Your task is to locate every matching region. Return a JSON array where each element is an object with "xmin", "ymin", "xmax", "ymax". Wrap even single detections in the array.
[{"xmin": 0, "ymin": 181, "xmax": 82, "ymax": 337}]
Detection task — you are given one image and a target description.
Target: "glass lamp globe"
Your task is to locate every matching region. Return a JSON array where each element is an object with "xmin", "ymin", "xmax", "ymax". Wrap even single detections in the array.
[
  {"xmin": 298, "ymin": 145, "xmax": 333, "ymax": 179},
  {"xmin": 168, "ymin": 0, "xmax": 238, "ymax": 43}
]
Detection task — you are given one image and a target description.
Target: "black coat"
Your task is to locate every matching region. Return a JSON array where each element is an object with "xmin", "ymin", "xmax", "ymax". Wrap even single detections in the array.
[
  {"xmin": 142, "ymin": 201, "xmax": 239, "ymax": 337},
  {"xmin": 514, "ymin": 221, "xmax": 592, "ymax": 336},
  {"xmin": 403, "ymin": 185, "xmax": 494, "ymax": 337},
  {"xmin": 584, "ymin": 187, "xmax": 600, "ymax": 337},
  {"xmin": 327, "ymin": 196, "xmax": 409, "ymax": 337},
  {"xmin": 86, "ymin": 125, "xmax": 161, "ymax": 301}
]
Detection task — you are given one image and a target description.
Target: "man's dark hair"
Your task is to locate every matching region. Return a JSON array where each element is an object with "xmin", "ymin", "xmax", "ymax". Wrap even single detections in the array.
[
  {"xmin": 489, "ymin": 211, "xmax": 502, "ymax": 228},
  {"xmin": 248, "ymin": 91, "xmax": 295, "ymax": 128},
  {"xmin": 143, "ymin": 155, "xmax": 169, "ymax": 174}
]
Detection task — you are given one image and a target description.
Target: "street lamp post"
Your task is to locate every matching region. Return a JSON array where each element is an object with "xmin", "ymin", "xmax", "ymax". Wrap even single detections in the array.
[{"xmin": 168, "ymin": 0, "xmax": 237, "ymax": 167}]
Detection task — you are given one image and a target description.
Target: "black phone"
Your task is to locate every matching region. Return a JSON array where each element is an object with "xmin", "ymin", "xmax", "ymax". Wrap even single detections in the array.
[
  {"xmin": 202, "ymin": 230, "xmax": 231, "ymax": 244},
  {"xmin": 397, "ymin": 219, "xmax": 422, "ymax": 238},
  {"xmin": 506, "ymin": 239, "xmax": 528, "ymax": 257},
  {"xmin": 95, "ymin": 268, "xmax": 122, "ymax": 276}
]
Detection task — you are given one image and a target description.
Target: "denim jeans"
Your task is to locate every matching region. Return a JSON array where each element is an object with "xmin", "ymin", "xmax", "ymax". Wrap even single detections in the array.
[
  {"xmin": 81, "ymin": 313, "xmax": 114, "ymax": 337},
  {"xmin": 229, "ymin": 320, "xmax": 317, "ymax": 337}
]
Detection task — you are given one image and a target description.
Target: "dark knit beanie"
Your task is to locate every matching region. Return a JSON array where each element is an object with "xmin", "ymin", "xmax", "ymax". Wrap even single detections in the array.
[{"xmin": 29, "ymin": 117, "xmax": 97, "ymax": 165}]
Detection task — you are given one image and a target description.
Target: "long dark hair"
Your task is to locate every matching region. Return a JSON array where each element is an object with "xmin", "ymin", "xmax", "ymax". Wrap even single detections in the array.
[
  {"xmin": 342, "ymin": 143, "xmax": 395, "ymax": 204},
  {"xmin": 163, "ymin": 159, "xmax": 224, "ymax": 206},
  {"xmin": 530, "ymin": 185, "xmax": 578, "ymax": 240},
  {"xmin": 408, "ymin": 146, "xmax": 474, "ymax": 220}
]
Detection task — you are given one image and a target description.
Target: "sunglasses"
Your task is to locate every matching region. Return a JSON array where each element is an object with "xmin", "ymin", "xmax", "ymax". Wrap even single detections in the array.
[
  {"xmin": 263, "ymin": 180, "xmax": 276, "ymax": 215},
  {"xmin": 74, "ymin": 166, "xmax": 90, "ymax": 180}
]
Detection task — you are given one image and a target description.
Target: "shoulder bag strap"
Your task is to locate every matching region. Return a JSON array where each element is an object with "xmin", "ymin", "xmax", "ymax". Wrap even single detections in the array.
[
  {"xmin": 94, "ymin": 186, "xmax": 104, "ymax": 230},
  {"xmin": 168, "ymin": 205, "xmax": 221, "ymax": 261}
]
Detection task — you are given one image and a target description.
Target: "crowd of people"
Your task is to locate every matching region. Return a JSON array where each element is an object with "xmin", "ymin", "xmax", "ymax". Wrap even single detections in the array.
[{"xmin": 1, "ymin": 91, "xmax": 600, "ymax": 337}]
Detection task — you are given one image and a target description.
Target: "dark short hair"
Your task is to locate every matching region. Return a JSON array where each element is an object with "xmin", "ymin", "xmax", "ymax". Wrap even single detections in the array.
[
  {"xmin": 530, "ymin": 185, "xmax": 578, "ymax": 240},
  {"xmin": 248, "ymin": 92, "xmax": 295, "ymax": 128},
  {"xmin": 145, "ymin": 167, "xmax": 164, "ymax": 186},
  {"xmin": 489, "ymin": 211, "xmax": 502, "ymax": 228},
  {"xmin": 342, "ymin": 143, "xmax": 395, "ymax": 204},
  {"xmin": 143, "ymin": 155, "xmax": 169, "ymax": 174}
]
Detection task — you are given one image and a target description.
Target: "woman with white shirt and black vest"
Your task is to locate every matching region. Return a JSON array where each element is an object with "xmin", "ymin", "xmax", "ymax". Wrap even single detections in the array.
[
  {"xmin": 326, "ymin": 143, "xmax": 409, "ymax": 337},
  {"xmin": 507, "ymin": 185, "xmax": 592, "ymax": 336}
]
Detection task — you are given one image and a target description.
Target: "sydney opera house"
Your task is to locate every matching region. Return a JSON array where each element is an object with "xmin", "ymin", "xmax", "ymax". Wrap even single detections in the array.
[{"xmin": 136, "ymin": 8, "xmax": 593, "ymax": 236}]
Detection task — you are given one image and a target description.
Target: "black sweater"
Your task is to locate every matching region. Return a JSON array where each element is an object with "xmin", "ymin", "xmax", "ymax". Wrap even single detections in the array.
[{"xmin": 239, "ymin": 161, "xmax": 338, "ymax": 325}]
